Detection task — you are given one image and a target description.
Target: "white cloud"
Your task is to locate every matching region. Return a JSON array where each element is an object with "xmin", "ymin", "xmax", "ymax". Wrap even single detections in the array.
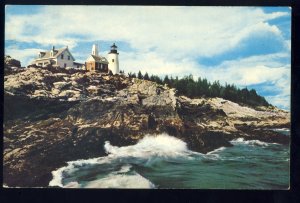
[
  {"xmin": 265, "ymin": 95, "xmax": 290, "ymax": 110},
  {"xmin": 205, "ymin": 62, "xmax": 289, "ymax": 87},
  {"xmin": 5, "ymin": 6, "xmax": 289, "ymax": 58},
  {"xmin": 119, "ymin": 50, "xmax": 200, "ymax": 76},
  {"xmin": 5, "ymin": 46, "xmax": 43, "ymax": 66}
]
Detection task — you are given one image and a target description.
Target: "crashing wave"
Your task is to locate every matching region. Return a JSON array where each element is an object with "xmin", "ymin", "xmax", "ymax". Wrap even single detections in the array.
[
  {"xmin": 62, "ymin": 165, "xmax": 155, "ymax": 189},
  {"xmin": 104, "ymin": 133, "xmax": 191, "ymax": 158},
  {"xmin": 84, "ymin": 173, "xmax": 155, "ymax": 188},
  {"xmin": 49, "ymin": 133, "xmax": 193, "ymax": 188}
]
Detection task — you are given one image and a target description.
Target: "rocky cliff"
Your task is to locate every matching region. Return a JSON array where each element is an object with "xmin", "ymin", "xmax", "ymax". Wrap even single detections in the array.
[{"xmin": 3, "ymin": 67, "xmax": 290, "ymax": 187}]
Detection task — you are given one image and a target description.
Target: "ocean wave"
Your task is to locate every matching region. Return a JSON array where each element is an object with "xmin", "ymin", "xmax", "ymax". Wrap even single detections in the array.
[
  {"xmin": 62, "ymin": 165, "xmax": 155, "ymax": 189},
  {"xmin": 49, "ymin": 157, "xmax": 108, "ymax": 187},
  {"xmin": 85, "ymin": 172, "xmax": 155, "ymax": 188},
  {"xmin": 104, "ymin": 133, "xmax": 191, "ymax": 159},
  {"xmin": 207, "ymin": 147, "xmax": 227, "ymax": 155},
  {"xmin": 49, "ymin": 133, "xmax": 194, "ymax": 188},
  {"xmin": 271, "ymin": 128, "xmax": 290, "ymax": 132},
  {"xmin": 230, "ymin": 138, "xmax": 277, "ymax": 147},
  {"xmin": 271, "ymin": 128, "xmax": 290, "ymax": 136},
  {"xmin": 201, "ymin": 147, "xmax": 227, "ymax": 160}
]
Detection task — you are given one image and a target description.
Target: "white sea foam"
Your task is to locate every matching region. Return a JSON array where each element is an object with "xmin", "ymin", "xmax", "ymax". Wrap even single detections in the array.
[
  {"xmin": 112, "ymin": 164, "xmax": 132, "ymax": 174},
  {"xmin": 230, "ymin": 138, "xmax": 275, "ymax": 147},
  {"xmin": 271, "ymin": 128, "xmax": 290, "ymax": 136},
  {"xmin": 207, "ymin": 147, "xmax": 227, "ymax": 155},
  {"xmin": 85, "ymin": 172, "xmax": 155, "ymax": 188},
  {"xmin": 60, "ymin": 166, "xmax": 155, "ymax": 189},
  {"xmin": 65, "ymin": 181, "xmax": 81, "ymax": 188},
  {"xmin": 49, "ymin": 165, "xmax": 69, "ymax": 187},
  {"xmin": 272, "ymin": 128, "xmax": 290, "ymax": 132},
  {"xmin": 104, "ymin": 133, "xmax": 190, "ymax": 159},
  {"xmin": 203, "ymin": 146, "xmax": 227, "ymax": 160},
  {"xmin": 49, "ymin": 133, "xmax": 192, "ymax": 188},
  {"xmin": 49, "ymin": 157, "xmax": 110, "ymax": 187}
]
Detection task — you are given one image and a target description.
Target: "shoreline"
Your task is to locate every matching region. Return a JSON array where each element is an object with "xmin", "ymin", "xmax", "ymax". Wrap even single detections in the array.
[{"xmin": 3, "ymin": 131, "xmax": 290, "ymax": 188}]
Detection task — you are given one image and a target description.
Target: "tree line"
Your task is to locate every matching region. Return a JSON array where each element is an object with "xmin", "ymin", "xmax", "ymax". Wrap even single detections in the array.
[{"xmin": 127, "ymin": 71, "xmax": 270, "ymax": 107}]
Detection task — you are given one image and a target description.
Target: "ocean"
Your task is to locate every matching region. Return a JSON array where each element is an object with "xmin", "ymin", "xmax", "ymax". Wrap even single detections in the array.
[{"xmin": 49, "ymin": 129, "xmax": 290, "ymax": 189}]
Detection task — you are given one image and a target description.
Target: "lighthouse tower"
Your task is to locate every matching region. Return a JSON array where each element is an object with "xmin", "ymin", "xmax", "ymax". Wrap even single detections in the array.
[
  {"xmin": 107, "ymin": 43, "xmax": 119, "ymax": 74},
  {"xmin": 92, "ymin": 44, "xmax": 99, "ymax": 56}
]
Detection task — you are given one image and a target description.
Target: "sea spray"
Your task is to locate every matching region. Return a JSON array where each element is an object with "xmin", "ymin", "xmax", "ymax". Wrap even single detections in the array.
[{"xmin": 104, "ymin": 133, "xmax": 191, "ymax": 158}]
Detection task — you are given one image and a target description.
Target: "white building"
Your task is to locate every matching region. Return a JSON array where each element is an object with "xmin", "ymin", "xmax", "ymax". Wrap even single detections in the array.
[
  {"xmin": 107, "ymin": 43, "xmax": 119, "ymax": 74},
  {"xmin": 31, "ymin": 46, "xmax": 84, "ymax": 69}
]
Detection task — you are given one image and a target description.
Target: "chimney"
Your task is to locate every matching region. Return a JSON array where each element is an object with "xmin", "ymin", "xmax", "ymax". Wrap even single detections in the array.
[{"xmin": 52, "ymin": 46, "xmax": 55, "ymax": 51}]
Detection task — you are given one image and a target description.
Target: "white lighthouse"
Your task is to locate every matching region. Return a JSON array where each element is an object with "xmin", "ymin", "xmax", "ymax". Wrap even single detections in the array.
[
  {"xmin": 92, "ymin": 44, "xmax": 99, "ymax": 56},
  {"xmin": 107, "ymin": 43, "xmax": 119, "ymax": 74}
]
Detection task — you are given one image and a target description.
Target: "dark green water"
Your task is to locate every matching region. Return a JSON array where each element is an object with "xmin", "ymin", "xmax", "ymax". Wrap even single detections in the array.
[{"xmin": 49, "ymin": 129, "xmax": 290, "ymax": 189}]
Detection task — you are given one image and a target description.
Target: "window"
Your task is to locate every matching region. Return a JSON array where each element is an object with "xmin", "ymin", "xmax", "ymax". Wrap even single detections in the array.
[
  {"xmin": 64, "ymin": 63, "xmax": 67, "ymax": 68},
  {"xmin": 68, "ymin": 56, "xmax": 70, "ymax": 60},
  {"xmin": 112, "ymin": 59, "xmax": 114, "ymax": 62},
  {"xmin": 61, "ymin": 54, "xmax": 64, "ymax": 59}
]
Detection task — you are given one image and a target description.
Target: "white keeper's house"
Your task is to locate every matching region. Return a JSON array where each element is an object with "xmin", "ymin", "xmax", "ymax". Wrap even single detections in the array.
[{"xmin": 30, "ymin": 46, "xmax": 85, "ymax": 69}]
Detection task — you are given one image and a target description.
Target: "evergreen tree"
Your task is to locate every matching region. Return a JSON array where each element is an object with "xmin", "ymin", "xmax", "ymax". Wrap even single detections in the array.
[
  {"xmin": 210, "ymin": 81, "xmax": 221, "ymax": 97},
  {"xmin": 137, "ymin": 71, "xmax": 143, "ymax": 79},
  {"xmin": 150, "ymin": 75, "xmax": 155, "ymax": 81},
  {"xmin": 144, "ymin": 72, "xmax": 150, "ymax": 80},
  {"xmin": 169, "ymin": 76, "xmax": 175, "ymax": 87},
  {"xmin": 164, "ymin": 75, "xmax": 170, "ymax": 85}
]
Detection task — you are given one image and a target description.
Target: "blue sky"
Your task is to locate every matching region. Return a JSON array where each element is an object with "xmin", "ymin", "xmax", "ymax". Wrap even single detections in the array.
[{"xmin": 5, "ymin": 6, "xmax": 291, "ymax": 110}]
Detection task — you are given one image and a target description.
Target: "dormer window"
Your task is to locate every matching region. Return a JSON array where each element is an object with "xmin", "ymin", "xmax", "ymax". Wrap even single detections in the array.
[
  {"xmin": 68, "ymin": 56, "xmax": 70, "ymax": 60},
  {"xmin": 112, "ymin": 59, "xmax": 114, "ymax": 62},
  {"xmin": 61, "ymin": 54, "xmax": 64, "ymax": 59}
]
